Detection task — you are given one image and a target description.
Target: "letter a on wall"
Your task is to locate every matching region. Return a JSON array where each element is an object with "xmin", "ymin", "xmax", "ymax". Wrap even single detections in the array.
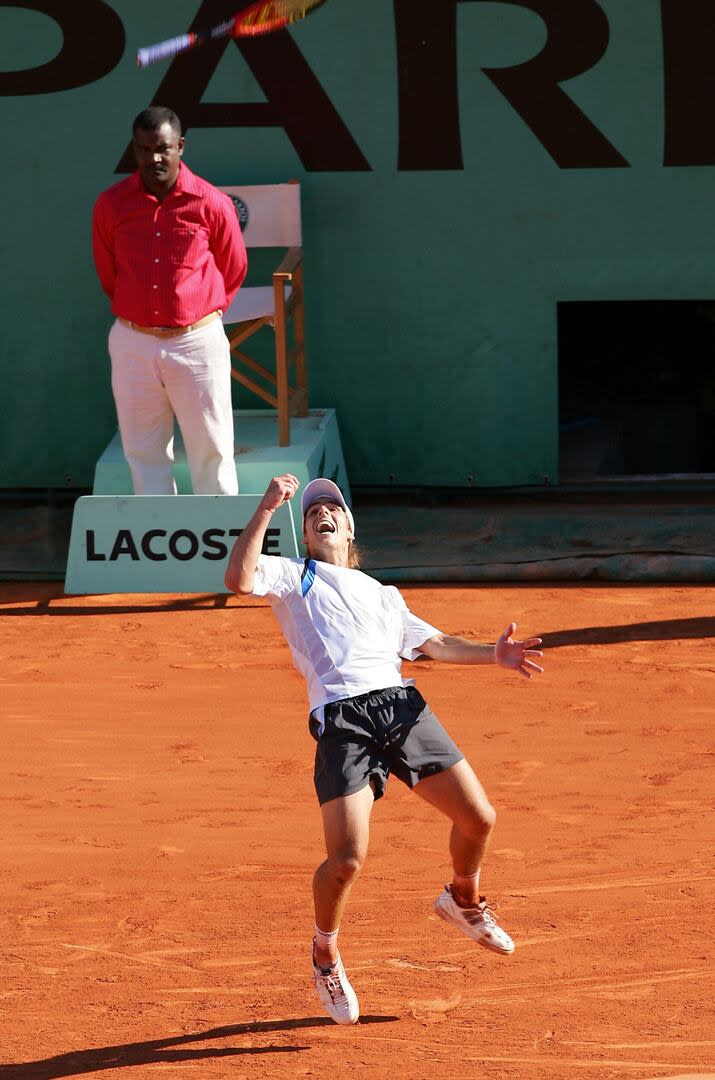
[{"xmin": 116, "ymin": 0, "xmax": 370, "ymax": 172}]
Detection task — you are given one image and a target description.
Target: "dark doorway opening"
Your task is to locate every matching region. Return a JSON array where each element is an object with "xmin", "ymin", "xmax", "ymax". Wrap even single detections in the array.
[{"xmin": 558, "ymin": 300, "xmax": 715, "ymax": 482}]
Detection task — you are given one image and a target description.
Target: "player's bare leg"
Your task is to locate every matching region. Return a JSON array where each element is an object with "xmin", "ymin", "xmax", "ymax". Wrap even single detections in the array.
[
  {"xmin": 311, "ymin": 784, "xmax": 373, "ymax": 1024},
  {"xmin": 416, "ymin": 760, "xmax": 495, "ymax": 898},
  {"xmin": 313, "ymin": 784, "xmax": 374, "ymax": 964},
  {"xmin": 415, "ymin": 759, "xmax": 515, "ymax": 954}
]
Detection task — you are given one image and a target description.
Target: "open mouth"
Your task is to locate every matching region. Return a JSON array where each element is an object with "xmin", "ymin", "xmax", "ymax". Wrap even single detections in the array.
[{"xmin": 317, "ymin": 521, "xmax": 335, "ymax": 535}]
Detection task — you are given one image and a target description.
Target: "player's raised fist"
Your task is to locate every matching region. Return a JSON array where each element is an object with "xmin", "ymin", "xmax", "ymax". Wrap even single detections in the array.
[{"xmin": 260, "ymin": 473, "xmax": 301, "ymax": 512}]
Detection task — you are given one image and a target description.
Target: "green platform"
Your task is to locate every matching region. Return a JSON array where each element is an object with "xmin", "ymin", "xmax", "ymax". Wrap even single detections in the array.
[{"xmin": 92, "ymin": 408, "xmax": 350, "ymax": 500}]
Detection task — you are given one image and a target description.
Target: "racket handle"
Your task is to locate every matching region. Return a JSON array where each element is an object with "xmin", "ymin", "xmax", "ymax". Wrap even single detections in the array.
[{"xmin": 136, "ymin": 34, "xmax": 195, "ymax": 68}]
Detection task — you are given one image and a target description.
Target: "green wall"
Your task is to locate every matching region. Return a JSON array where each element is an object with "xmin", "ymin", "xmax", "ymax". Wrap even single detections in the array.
[{"xmin": 1, "ymin": 0, "xmax": 712, "ymax": 487}]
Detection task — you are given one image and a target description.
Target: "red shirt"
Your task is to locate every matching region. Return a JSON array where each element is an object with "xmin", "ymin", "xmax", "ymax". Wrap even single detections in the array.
[{"xmin": 92, "ymin": 163, "xmax": 247, "ymax": 327}]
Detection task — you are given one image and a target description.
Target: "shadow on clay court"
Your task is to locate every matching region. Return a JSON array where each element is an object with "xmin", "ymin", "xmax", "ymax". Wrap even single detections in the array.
[
  {"xmin": 1, "ymin": 577, "xmax": 713, "ymax": 645},
  {"xmin": 540, "ymin": 615, "xmax": 715, "ymax": 647},
  {"xmin": 0, "ymin": 593, "xmax": 264, "ymax": 616},
  {"xmin": 0, "ymin": 1015, "xmax": 399, "ymax": 1078},
  {"xmin": 0, "ymin": 592, "xmax": 713, "ymax": 648}
]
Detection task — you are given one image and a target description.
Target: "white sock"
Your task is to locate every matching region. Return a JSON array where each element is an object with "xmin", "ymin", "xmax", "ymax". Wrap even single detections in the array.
[{"xmin": 314, "ymin": 925, "xmax": 339, "ymax": 961}]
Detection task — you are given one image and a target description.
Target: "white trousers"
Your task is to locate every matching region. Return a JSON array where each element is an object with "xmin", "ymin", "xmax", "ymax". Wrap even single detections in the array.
[{"xmin": 108, "ymin": 318, "xmax": 238, "ymax": 495}]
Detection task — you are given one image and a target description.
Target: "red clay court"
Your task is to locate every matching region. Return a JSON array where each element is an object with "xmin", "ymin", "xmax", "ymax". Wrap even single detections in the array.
[{"xmin": 1, "ymin": 581, "xmax": 713, "ymax": 1079}]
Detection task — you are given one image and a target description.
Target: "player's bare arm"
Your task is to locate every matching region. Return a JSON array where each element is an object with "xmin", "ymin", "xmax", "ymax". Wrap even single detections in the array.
[
  {"xmin": 225, "ymin": 473, "xmax": 300, "ymax": 593},
  {"xmin": 420, "ymin": 621, "xmax": 544, "ymax": 679}
]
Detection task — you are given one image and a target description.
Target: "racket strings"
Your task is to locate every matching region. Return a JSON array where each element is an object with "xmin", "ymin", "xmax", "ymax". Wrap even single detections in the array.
[{"xmin": 234, "ymin": 0, "xmax": 326, "ymax": 35}]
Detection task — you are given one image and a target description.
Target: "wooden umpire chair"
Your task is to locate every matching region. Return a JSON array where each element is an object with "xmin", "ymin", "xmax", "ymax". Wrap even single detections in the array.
[{"xmin": 220, "ymin": 182, "xmax": 307, "ymax": 447}]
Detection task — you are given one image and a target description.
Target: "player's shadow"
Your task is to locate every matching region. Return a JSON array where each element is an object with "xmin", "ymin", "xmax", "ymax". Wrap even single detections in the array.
[
  {"xmin": 541, "ymin": 615, "xmax": 715, "ymax": 647},
  {"xmin": 0, "ymin": 1015, "xmax": 398, "ymax": 1078}
]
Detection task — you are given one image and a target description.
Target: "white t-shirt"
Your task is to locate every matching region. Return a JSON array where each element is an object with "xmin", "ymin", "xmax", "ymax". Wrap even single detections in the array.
[{"xmin": 252, "ymin": 555, "xmax": 441, "ymax": 712}]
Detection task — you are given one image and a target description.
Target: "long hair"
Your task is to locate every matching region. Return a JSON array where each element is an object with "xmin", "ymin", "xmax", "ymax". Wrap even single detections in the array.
[{"xmin": 304, "ymin": 540, "xmax": 361, "ymax": 569}]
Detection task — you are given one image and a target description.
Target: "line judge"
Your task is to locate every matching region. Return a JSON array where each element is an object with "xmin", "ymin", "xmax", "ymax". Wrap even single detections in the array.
[{"xmin": 92, "ymin": 106, "xmax": 247, "ymax": 495}]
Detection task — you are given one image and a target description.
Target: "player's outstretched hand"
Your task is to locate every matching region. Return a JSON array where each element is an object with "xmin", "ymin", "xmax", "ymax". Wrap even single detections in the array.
[
  {"xmin": 259, "ymin": 473, "xmax": 300, "ymax": 513},
  {"xmin": 495, "ymin": 622, "xmax": 544, "ymax": 679}
]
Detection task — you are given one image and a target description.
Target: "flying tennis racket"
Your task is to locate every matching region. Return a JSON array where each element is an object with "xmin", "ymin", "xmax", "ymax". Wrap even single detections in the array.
[{"xmin": 136, "ymin": 0, "xmax": 328, "ymax": 67}]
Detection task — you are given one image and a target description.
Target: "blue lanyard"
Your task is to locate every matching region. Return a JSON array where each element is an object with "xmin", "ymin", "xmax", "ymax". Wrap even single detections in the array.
[{"xmin": 301, "ymin": 557, "xmax": 317, "ymax": 597}]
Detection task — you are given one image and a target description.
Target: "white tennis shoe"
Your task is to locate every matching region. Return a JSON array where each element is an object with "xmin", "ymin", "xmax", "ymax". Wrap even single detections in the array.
[
  {"xmin": 311, "ymin": 944, "xmax": 360, "ymax": 1025},
  {"xmin": 433, "ymin": 885, "xmax": 515, "ymax": 955}
]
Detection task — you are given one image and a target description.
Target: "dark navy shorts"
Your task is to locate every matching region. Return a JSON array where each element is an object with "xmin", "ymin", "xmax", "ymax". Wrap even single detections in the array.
[{"xmin": 308, "ymin": 685, "xmax": 464, "ymax": 805}]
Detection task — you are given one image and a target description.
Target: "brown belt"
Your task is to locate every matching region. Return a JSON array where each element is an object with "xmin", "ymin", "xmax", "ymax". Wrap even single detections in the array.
[{"xmin": 118, "ymin": 310, "xmax": 221, "ymax": 337}]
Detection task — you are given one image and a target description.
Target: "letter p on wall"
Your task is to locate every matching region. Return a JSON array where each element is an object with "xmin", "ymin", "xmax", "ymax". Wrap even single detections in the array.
[{"xmin": 0, "ymin": 1, "xmax": 125, "ymax": 95}]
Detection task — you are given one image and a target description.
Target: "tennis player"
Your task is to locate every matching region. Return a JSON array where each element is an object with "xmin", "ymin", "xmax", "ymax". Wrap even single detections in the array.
[{"xmin": 225, "ymin": 473, "xmax": 544, "ymax": 1025}]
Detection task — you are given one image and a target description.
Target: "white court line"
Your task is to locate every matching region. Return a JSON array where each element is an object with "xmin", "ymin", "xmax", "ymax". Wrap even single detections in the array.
[
  {"xmin": 60, "ymin": 943, "xmax": 195, "ymax": 971},
  {"xmin": 509, "ymin": 872, "xmax": 715, "ymax": 896}
]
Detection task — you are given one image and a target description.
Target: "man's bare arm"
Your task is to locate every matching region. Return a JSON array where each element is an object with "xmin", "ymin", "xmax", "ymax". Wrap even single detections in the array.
[
  {"xmin": 420, "ymin": 622, "xmax": 543, "ymax": 679},
  {"xmin": 224, "ymin": 473, "xmax": 300, "ymax": 594}
]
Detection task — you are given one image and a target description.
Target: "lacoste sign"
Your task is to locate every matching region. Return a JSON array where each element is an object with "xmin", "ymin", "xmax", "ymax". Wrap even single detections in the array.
[{"xmin": 66, "ymin": 495, "xmax": 300, "ymax": 594}]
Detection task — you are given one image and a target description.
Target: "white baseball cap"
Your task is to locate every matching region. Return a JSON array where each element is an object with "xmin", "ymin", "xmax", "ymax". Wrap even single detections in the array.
[{"xmin": 301, "ymin": 478, "xmax": 355, "ymax": 537}]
